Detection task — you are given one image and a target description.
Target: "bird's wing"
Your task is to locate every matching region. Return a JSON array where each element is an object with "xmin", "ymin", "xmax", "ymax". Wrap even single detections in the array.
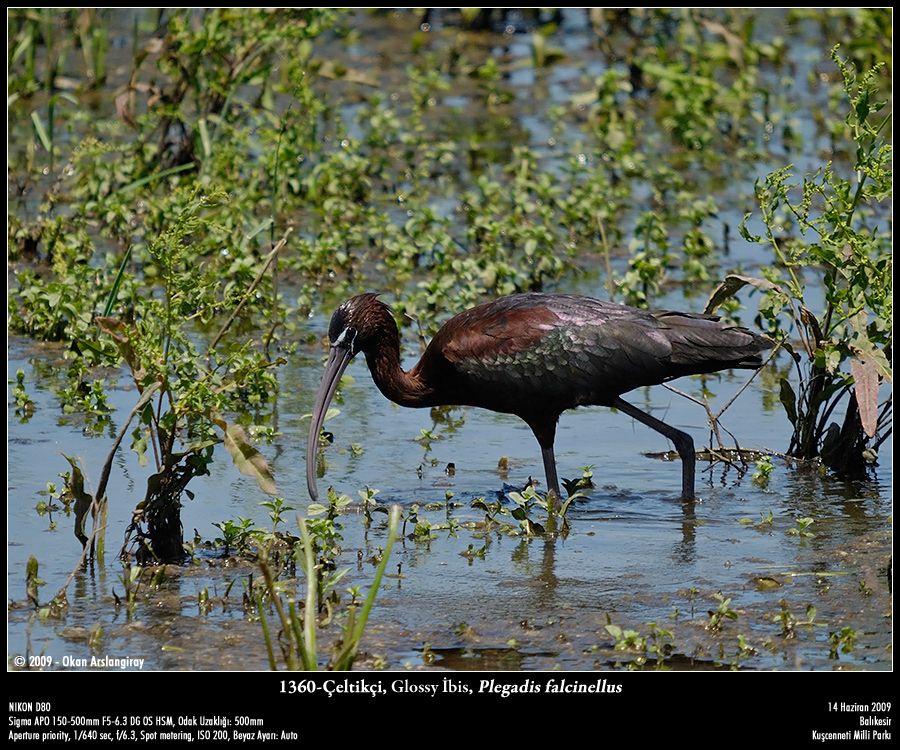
[
  {"xmin": 431, "ymin": 295, "xmax": 670, "ymax": 403},
  {"xmin": 439, "ymin": 298, "xmax": 561, "ymax": 362},
  {"xmin": 652, "ymin": 311, "xmax": 769, "ymax": 367},
  {"xmin": 424, "ymin": 294, "xmax": 766, "ymax": 409}
]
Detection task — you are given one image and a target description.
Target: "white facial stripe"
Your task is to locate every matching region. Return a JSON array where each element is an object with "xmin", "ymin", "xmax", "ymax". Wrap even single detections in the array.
[{"xmin": 334, "ymin": 327, "xmax": 358, "ymax": 351}]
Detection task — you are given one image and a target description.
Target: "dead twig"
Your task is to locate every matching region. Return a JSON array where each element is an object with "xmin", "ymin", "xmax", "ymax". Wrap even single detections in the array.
[{"xmin": 208, "ymin": 229, "xmax": 292, "ymax": 355}]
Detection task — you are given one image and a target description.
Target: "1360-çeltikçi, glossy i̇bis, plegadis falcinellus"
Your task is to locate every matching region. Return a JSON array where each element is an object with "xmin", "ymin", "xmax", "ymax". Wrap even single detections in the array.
[{"xmin": 307, "ymin": 292, "xmax": 771, "ymax": 507}]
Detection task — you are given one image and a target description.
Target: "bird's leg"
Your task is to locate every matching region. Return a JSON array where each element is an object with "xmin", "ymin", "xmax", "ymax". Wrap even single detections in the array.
[
  {"xmin": 612, "ymin": 397, "xmax": 696, "ymax": 502},
  {"xmin": 525, "ymin": 416, "xmax": 562, "ymax": 511},
  {"xmin": 541, "ymin": 445, "xmax": 562, "ymax": 511}
]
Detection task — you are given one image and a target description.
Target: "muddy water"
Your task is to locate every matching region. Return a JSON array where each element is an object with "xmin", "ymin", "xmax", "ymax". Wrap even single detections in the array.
[{"xmin": 7, "ymin": 9, "xmax": 892, "ymax": 671}]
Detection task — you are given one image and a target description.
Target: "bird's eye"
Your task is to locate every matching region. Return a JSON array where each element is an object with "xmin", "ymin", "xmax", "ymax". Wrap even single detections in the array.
[{"xmin": 334, "ymin": 326, "xmax": 359, "ymax": 352}]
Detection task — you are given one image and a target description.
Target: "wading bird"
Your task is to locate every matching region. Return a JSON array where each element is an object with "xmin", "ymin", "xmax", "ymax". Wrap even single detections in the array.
[{"xmin": 307, "ymin": 293, "xmax": 770, "ymax": 507}]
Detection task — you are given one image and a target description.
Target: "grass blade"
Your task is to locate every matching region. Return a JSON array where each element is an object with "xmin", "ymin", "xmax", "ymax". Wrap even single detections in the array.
[
  {"xmin": 288, "ymin": 600, "xmax": 312, "ymax": 670},
  {"xmin": 257, "ymin": 594, "xmax": 278, "ymax": 671},
  {"xmin": 332, "ymin": 504, "xmax": 400, "ymax": 670},
  {"xmin": 197, "ymin": 117, "xmax": 211, "ymax": 159},
  {"xmin": 103, "ymin": 244, "xmax": 132, "ymax": 317},
  {"xmin": 352, "ymin": 505, "xmax": 400, "ymax": 643},
  {"xmin": 298, "ymin": 518, "xmax": 318, "ymax": 671},
  {"xmin": 31, "ymin": 110, "xmax": 52, "ymax": 152},
  {"xmin": 115, "ymin": 163, "xmax": 195, "ymax": 195}
]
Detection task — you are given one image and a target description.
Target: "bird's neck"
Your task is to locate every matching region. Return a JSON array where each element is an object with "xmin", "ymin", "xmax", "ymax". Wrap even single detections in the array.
[{"xmin": 364, "ymin": 332, "xmax": 435, "ymax": 408}]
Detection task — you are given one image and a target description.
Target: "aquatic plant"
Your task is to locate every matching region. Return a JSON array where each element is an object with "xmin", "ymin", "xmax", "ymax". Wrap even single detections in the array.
[
  {"xmin": 12, "ymin": 369, "xmax": 35, "ymax": 420},
  {"xmin": 257, "ymin": 505, "xmax": 401, "ymax": 670},
  {"xmin": 710, "ymin": 49, "xmax": 892, "ymax": 478}
]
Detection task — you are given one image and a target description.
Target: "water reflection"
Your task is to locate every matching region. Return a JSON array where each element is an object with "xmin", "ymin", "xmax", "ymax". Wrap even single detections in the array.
[{"xmin": 673, "ymin": 501, "xmax": 697, "ymax": 565}]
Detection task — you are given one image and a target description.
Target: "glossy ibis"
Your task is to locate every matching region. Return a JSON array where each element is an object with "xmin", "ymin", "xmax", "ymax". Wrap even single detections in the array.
[{"xmin": 307, "ymin": 293, "xmax": 770, "ymax": 506}]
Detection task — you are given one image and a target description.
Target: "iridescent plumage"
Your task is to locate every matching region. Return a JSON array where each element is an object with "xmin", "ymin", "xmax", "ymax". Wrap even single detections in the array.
[{"xmin": 308, "ymin": 292, "xmax": 770, "ymax": 505}]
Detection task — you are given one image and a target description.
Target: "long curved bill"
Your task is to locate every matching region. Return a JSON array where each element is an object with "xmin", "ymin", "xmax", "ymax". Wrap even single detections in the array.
[{"xmin": 306, "ymin": 345, "xmax": 354, "ymax": 502}]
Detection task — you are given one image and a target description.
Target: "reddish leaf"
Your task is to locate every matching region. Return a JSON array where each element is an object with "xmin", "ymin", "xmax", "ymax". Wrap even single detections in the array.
[{"xmin": 850, "ymin": 357, "xmax": 879, "ymax": 438}]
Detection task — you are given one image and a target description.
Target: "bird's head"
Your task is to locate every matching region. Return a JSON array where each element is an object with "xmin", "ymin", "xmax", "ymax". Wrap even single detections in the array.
[
  {"xmin": 326, "ymin": 292, "xmax": 392, "ymax": 356},
  {"xmin": 307, "ymin": 293, "xmax": 392, "ymax": 501}
]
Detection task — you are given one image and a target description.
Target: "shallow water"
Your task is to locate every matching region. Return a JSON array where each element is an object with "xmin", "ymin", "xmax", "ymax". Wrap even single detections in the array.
[
  {"xmin": 7, "ymin": 9, "xmax": 892, "ymax": 671},
  {"xmin": 8, "ymin": 316, "xmax": 892, "ymax": 671}
]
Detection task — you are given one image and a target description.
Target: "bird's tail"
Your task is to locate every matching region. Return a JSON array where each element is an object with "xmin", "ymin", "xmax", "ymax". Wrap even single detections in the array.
[{"xmin": 654, "ymin": 311, "xmax": 773, "ymax": 375}]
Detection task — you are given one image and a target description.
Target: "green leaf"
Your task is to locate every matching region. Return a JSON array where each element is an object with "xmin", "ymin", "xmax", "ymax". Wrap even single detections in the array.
[
  {"xmin": 62, "ymin": 454, "xmax": 94, "ymax": 547},
  {"xmin": 738, "ymin": 212, "xmax": 762, "ymax": 243},
  {"xmin": 26, "ymin": 555, "xmax": 44, "ymax": 607},
  {"xmin": 131, "ymin": 428, "xmax": 149, "ymax": 467},
  {"xmin": 103, "ymin": 245, "xmax": 133, "ymax": 317},
  {"xmin": 115, "ymin": 162, "xmax": 195, "ymax": 195},
  {"xmin": 31, "ymin": 111, "xmax": 52, "ymax": 152},
  {"xmin": 96, "ymin": 317, "xmax": 144, "ymax": 382},
  {"xmin": 241, "ymin": 218, "xmax": 275, "ymax": 252},
  {"xmin": 507, "ymin": 491, "xmax": 527, "ymax": 507},
  {"xmin": 779, "ymin": 378, "xmax": 798, "ymax": 426}
]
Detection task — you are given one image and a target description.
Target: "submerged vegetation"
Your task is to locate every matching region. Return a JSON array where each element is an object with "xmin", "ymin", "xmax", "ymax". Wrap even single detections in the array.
[{"xmin": 7, "ymin": 9, "xmax": 892, "ymax": 670}]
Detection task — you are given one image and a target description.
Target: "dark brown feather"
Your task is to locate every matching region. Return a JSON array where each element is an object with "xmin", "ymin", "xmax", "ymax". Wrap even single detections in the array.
[{"xmin": 312, "ymin": 291, "xmax": 773, "ymax": 503}]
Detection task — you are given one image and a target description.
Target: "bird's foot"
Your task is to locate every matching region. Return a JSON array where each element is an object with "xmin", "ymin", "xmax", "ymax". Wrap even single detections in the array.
[{"xmin": 546, "ymin": 488, "xmax": 563, "ymax": 514}]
